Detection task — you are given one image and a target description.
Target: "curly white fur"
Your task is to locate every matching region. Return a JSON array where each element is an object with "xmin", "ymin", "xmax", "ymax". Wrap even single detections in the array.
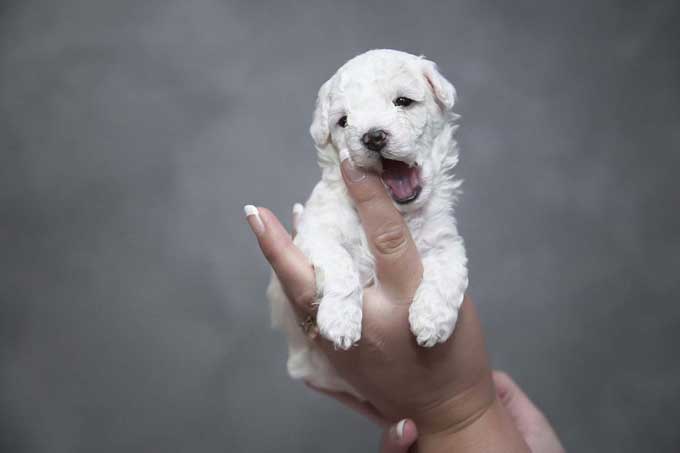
[{"xmin": 267, "ymin": 49, "xmax": 468, "ymax": 398}]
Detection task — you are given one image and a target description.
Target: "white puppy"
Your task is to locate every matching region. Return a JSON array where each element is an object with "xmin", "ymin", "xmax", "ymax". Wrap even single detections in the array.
[{"xmin": 267, "ymin": 49, "xmax": 468, "ymax": 397}]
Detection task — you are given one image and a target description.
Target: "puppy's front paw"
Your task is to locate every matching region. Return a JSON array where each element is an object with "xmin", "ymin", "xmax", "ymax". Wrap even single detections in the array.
[
  {"xmin": 317, "ymin": 296, "xmax": 362, "ymax": 350},
  {"xmin": 409, "ymin": 283, "xmax": 461, "ymax": 347}
]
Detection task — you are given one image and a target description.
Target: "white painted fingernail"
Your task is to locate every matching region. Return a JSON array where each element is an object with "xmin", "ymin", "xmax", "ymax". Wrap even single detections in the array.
[
  {"xmin": 341, "ymin": 157, "xmax": 366, "ymax": 183},
  {"xmin": 339, "ymin": 149, "xmax": 366, "ymax": 182},
  {"xmin": 293, "ymin": 203, "xmax": 304, "ymax": 216},
  {"xmin": 243, "ymin": 204, "xmax": 264, "ymax": 234},
  {"xmin": 395, "ymin": 419, "xmax": 406, "ymax": 440}
]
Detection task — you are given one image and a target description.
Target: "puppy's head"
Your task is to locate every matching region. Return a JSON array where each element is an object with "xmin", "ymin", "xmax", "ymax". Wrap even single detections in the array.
[{"xmin": 310, "ymin": 49, "xmax": 457, "ymax": 208}]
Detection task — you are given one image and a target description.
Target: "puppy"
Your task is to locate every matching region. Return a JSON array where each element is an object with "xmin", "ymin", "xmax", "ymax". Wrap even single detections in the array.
[{"xmin": 267, "ymin": 49, "xmax": 468, "ymax": 398}]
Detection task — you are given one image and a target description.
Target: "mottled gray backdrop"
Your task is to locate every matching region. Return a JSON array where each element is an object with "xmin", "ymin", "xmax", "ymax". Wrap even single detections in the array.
[{"xmin": 1, "ymin": 0, "xmax": 678, "ymax": 452}]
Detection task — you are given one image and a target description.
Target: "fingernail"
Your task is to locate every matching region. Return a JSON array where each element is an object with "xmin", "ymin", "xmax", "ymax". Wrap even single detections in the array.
[
  {"xmin": 394, "ymin": 419, "xmax": 407, "ymax": 440},
  {"xmin": 292, "ymin": 203, "xmax": 304, "ymax": 216},
  {"xmin": 340, "ymin": 154, "xmax": 366, "ymax": 183},
  {"xmin": 243, "ymin": 205, "xmax": 264, "ymax": 235}
]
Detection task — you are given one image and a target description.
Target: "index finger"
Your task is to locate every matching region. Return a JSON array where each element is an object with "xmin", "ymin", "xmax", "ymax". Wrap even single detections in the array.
[{"xmin": 340, "ymin": 157, "xmax": 423, "ymax": 300}]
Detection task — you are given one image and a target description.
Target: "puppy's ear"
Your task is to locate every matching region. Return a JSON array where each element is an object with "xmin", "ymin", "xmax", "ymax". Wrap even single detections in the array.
[
  {"xmin": 309, "ymin": 78, "xmax": 333, "ymax": 147},
  {"xmin": 419, "ymin": 58, "xmax": 457, "ymax": 110}
]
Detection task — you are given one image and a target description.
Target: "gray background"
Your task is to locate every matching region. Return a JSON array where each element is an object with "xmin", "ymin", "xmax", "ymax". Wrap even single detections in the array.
[{"xmin": 1, "ymin": 0, "xmax": 678, "ymax": 451}]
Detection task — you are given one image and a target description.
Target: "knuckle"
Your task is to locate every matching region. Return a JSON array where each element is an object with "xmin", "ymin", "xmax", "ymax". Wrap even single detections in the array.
[
  {"xmin": 372, "ymin": 222, "xmax": 408, "ymax": 256},
  {"xmin": 493, "ymin": 370, "xmax": 510, "ymax": 381},
  {"xmin": 352, "ymin": 185, "xmax": 379, "ymax": 204}
]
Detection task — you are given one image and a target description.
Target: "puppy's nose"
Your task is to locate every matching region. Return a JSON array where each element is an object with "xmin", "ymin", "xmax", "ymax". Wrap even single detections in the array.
[{"xmin": 361, "ymin": 129, "xmax": 388, "ymax": 152}]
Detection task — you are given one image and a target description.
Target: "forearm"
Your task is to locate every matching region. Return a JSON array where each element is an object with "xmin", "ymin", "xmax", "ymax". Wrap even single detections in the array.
[{"xmin": 417, "ymin": 397, "xmax": 530, "ymax": 453}]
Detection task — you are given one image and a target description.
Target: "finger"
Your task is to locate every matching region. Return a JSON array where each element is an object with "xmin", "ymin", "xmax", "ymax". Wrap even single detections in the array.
[
  {"xmin": 380, "ymin": 419, "xmax": 418, "ymax": 453},
  {"xmin": 304, "ymin": 382, "xmax": 388, "ymax": 428},
  {"xmin": 339, "ymin": 158, "xmax": 423, "ymax": 300},
  {"xmin": 493, "ymin": 371, "xmax": 565, "ymax": 452},
  {"xmin": 244, "ymin": 205, "xmax": 316, "ymax": 315},
  {"xmin": 292, "ymin": 203, "xmax": 304, "ymax": 238},
  {"xmin": 493, "ymin": 371, "xmax": 547, "ymax": 427}
]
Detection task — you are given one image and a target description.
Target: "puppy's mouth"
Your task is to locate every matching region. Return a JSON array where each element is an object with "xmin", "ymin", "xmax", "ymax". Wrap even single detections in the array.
[{"xmin": 380, "ymin": 157, "xmax": 422, "ymax": 204}]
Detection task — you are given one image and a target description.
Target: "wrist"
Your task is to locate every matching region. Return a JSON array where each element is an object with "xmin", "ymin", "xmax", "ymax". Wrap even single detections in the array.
[
  {"xmin": 418, "ymin": 397, "xmax": 530, "ymax": 453},
  {"xmin": 411, "ymin": 369, "xmax": 495, "ymax": 437},
  {"xmin": 414, "ymin": 372, "xmax": 530, "ymax": 453}
]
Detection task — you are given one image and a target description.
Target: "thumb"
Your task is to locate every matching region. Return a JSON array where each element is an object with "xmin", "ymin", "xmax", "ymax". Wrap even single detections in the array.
[{"xmin": 339, "ymin": 156, "xmax": 423, "ymax": 301}]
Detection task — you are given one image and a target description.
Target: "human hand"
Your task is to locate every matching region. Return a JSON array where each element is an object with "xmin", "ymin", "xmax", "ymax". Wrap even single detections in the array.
[
  {"xmin": 303, "ymin": 382, "xmax": 417, "ymax": 453},
  {"xmin": 492, "ymin": 371, "xmax": 565, "ymax": 452},
  {"xmin": 245, "ymin": 158, "xmax": 529, "ymax": 451},
  {"xmin": 348, "ymin": 372, "xmax": 564, "ymax": 452}
]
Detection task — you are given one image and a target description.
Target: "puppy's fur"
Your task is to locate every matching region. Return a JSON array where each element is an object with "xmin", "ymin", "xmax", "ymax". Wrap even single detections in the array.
[{"xmin": 267, "ymin": 49, "xmax": 468, "ymax": 398}]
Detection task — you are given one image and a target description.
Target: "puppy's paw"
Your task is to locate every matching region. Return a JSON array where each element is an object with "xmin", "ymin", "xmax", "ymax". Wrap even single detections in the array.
[
  {"xmin": 317, "ymin": 296, "xmax": 362, "ymax": 350},
  {"xmin": 409, "ymin": 283, "xmax": 460, "ymax": 347}
]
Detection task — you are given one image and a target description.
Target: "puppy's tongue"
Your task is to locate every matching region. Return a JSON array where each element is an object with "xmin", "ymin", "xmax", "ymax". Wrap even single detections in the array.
[{"xmin": 380, "ymin": 158, "xmax": 421, "ymax": 204}]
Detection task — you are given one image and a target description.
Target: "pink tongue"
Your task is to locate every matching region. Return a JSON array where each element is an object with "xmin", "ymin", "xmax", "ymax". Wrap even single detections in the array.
[{"xmin": 381, "ymin": 159, "xmax": 420, "ymax": 201}]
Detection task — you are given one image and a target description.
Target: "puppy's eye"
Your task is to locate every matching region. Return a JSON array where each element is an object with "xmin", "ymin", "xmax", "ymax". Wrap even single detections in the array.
[
  {"xmin": 394, "ymin": 97, "xmax": 415, "ymax": 107},
  {"xmin": 337, "ymin": 115, "xmax": 348, "ymax": 128}
]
